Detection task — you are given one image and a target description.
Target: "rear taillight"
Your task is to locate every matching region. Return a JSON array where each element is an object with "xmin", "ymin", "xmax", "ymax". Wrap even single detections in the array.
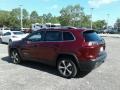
[
  {"xmin": 87, "ymin": 41, "xmax": 98, "ymax": 46},
  {"xmin": 100, "ymin": 47, "xmax": 104, "ymax": 52}
]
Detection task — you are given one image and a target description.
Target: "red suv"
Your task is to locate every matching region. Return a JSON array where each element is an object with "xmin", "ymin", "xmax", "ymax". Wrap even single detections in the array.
[{"xmin": 8, "ymin": 27, "xmax": 107, "ymax": 78}]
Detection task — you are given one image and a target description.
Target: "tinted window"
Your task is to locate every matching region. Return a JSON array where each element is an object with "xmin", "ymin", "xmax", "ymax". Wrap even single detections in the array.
[
  {"xmin": 27, "ymin": 32, "xmax": 44, "ymax": 42},
  {"xmin": 4, "ymin": 32, "xmax": 11, "ymax": 36},
  {"xmin": 63, "ymin": 32, "xmax": 74, "ymax": 41},
  {"xmin": 45, "ymin": 31, "xmax": 62, "ymax": 41},
  {"xmin": 83, "ymin": 31, "xmax": 102, "ymax": 42},
  {"xmin": 13, "ymin": 31, "xmax": 24, "ymax": 35}
]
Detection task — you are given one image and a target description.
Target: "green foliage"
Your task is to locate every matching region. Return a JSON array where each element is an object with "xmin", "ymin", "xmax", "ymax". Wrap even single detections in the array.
[
  {"xmin": 93, "ymin": 20, "xmax": 107, "ymax": 29},
  {"xmin": 114, "ymin": 18, "xmax": 120, "ymax": 30},
  {"xmin": 30, "ymin": 11, "xmax": 39, "ymax": 23},
  {"xmin": 10, "ymin": 8, "xmax": 21, "ymax": 19},
  {"xmin": 0, "ymin": 4, "xmax": 108, "ymax": 29},
  {"xmin": 59, "ymin": 4, "xmax": 89, "ymax": 27},
  {"xmin": 0, "ymin": 10, "xmax": 10, "ymax": 27},
  {"xmin": 23, "ymin": 9, "xmax": 29, "ymax": 19}
]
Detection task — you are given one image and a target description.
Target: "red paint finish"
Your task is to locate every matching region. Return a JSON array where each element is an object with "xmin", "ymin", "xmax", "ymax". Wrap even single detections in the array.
[{"xmin": 9, "ymin": 28, "xmax": 107, "ymax": 71}]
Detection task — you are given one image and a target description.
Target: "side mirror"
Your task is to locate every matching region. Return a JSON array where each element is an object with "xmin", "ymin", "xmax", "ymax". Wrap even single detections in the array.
[
  {"xmin": 23, "ymin": 38, "xmax": 32, "ymax": 44},
  {"xmin": 26, "ymin": 41, "xmax": 32, "ymax": 44}
]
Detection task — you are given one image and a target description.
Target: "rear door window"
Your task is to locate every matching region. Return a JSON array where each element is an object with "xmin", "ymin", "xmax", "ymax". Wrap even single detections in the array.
[
  {"xmin": 45, "ymin": 31, "xmax": 62, "ymax": 41},
  {"xmin": 83, "ymin": 31, "xmax": 102, "ymax": 42},
  {"xmin": 63, "ymin": 32, "xmax": 74, "ymax": 41}
]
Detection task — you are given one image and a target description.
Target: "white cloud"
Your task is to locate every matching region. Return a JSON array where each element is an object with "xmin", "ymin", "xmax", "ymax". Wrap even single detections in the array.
[{"xmin": 88, "ymin": 0, "xmax": 118, "ymax": 8}]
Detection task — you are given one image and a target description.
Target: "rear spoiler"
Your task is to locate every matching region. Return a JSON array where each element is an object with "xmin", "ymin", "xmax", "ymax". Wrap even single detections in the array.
[{"xmin": 83, "ymin": 30, "xmax": 95, "ymax": 33}]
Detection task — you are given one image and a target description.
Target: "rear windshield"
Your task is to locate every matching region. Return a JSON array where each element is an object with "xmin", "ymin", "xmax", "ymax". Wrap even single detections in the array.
[
  {"xmin": 13, "ymin": 32, "xmax": 24, "ymax": 35},
  {"xmin": 83, "ymin": 31, "xmax": 102, "ymax": 42}
]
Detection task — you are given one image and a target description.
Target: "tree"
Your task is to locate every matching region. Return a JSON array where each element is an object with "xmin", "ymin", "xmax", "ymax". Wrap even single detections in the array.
[
  {"xmin": 30, "ymin": 11, "xmax": 39, "ymax": 23},
  {"xmin": 40, "ymin": 13, "xmax": 59, "ymax": 24},
  {"xmin": 46, "ymin": 13, "xmax": 52, "ymax": 22},
  {"xmin": 8, "ymin": 8, "xmax": 30, "ymax": 28},
  {"xmin": 9, "ymin": 8, "xmax": 20, "ymax": 27},
  {"xmin": 93, "ymin": 20, "xmax": 107, "ymax": 29},
  {"xmin": 59, "ymin": 5, "xmax": 73, "ymax": 26},
  {"xmin": 59, "ymin": 4, "xmax": 85, "ymax": 26},
  {"xmin": 22, "ymin": 9, "xmax": 29, "ymax": 19},
  {"xmin": 10, "ymin": 8, "xmax": 21, "ymax": 20},
  {"xmin": 22, "ymin": 9, "xmax": 30, "ymax": 28},
  {"xmin": 114, "ymin": 18, "xmax": 120, "ymax": 31},
  {"xmin": 42, "ymin": 13, "xmax": 52, "ymax": 23},
  {"xmin": 51, "ymin": 16, "xmax": 59, "ymax": 23},
  {"xmin": 0, "ymin": 10, "xmax": 10, "ymax": 27},
  {"xmin": 81, "ymin": 15, "xmax": 91, "ymax": 28}
]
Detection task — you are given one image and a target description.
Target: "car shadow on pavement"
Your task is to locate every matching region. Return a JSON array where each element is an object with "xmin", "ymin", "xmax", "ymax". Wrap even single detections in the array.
[{"xmin": 2, "ymin": 56, "xmax": 90, "ymax": 78}]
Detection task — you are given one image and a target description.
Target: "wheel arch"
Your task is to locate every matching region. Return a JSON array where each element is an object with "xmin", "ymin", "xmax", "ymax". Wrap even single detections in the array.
[
  {"xmin": 9, "ymin": 47, "xmax": 22, "ymax": 58},
  {"xmin": 9, "ymin": 48, "xmax": 18, "ymax": 56},
  {"xmin": 56, "ymin": 53, "xmax": 80, "ymax": 69},
  {"xmin": 9, "ymin": 39, "xmax": 12, "ymax": 41}
]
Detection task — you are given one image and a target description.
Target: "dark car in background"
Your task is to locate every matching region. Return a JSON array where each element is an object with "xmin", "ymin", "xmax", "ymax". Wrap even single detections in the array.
[{"xmin": 97, "ymin": 29, "xmax": 118, "ymax": 34}]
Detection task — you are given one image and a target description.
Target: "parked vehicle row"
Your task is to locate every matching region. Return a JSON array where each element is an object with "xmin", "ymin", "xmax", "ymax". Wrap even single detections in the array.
[
  {"xmin": 0, "ymin": 31, "xmax": 28, "ymax": 44},
  {"xmin": 8, "ymin": 27, "xmax": 107, "ymax": 78},
  {"xmin": 96, "ymin": 29, "xmax": 118, "ymax": 34}
]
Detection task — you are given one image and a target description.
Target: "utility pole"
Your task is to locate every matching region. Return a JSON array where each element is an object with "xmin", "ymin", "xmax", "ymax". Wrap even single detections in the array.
[
  {"xmin": 20, "ymin": 5, "xmax": 23, "ymax": 31},
  {"xmin": 90, "ymin": 8, "xmax": 94, "ymax": 30},
  {"xmin": 107, "ymin": 14, "xmax": 110, "ymax": 29},
  {"xmin": 42, "ymin": 17, "xmax": 44, "ymax": 24}
]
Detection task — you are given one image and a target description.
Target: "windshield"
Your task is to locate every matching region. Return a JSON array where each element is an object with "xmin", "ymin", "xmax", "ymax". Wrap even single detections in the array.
[
  {"xmin": 83, "ymin": 31, "xmax": 102, "ymax": 42},
  {"xmin": 13, "ymin": 32, "xmax": 24, "ymax": 35}
]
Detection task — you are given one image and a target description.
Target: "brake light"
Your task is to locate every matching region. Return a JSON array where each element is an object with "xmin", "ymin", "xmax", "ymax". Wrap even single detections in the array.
[
  {"xmin": 100, "ymin": 47, "xmax": 104, "ymax": 52},
  {"xmin": 88, "ymin": 42, "xmax": 98, "ymax": 46}
]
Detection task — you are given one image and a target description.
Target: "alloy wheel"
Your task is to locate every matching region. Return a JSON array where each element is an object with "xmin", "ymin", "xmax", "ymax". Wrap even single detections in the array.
[
  {"xmin": 58, "ymin": 60, "xmax": 73, "ymax": 76},
  {"xmin": 11, "ymin": 51, "xmax": 20, "ymax": 64},
  {"xmin": 58, "ymin": 59, "xmax": 77, "ymax": 78}
]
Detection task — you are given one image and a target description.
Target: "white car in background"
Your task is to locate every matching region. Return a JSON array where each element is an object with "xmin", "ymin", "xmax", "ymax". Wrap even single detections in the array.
[
  {"xmin": 1, "ymin": 31, "xmax": 28, "ymax": 44},
  {"xmin": 0, "ymin": 29, "xmax": 10, "ymax": 41}
]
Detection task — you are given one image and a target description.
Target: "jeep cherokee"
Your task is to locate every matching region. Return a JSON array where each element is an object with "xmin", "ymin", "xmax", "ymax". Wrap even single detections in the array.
[{"xmin": 8, "ymin": 27, "xmax": 107, "ymax": 78}]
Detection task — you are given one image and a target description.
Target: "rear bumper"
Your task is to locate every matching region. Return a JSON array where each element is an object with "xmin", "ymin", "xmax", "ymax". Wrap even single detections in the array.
[{"xmin": 78, "ymin": 51, "xmax": 107, "ymax": 71}]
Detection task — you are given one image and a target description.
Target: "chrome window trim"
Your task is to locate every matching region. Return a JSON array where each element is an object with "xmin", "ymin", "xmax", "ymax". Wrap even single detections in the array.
[
  {"xmin": 26, "ymin": 30, "xmax": 76, "ymax": 43},
  {"xmin": 62, "ymin": 31, "xmax": 76, "ymax": 42},
  {"xmin": 44, "ymin": 31, "xmax": 62, "ymax": 42}
]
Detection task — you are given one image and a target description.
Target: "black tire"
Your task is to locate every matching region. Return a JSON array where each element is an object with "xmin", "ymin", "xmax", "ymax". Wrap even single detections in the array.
[
  {"xmin": 0, "ymin": 38, "xmax": 2, "ymax": 44},
  {"xmin": 9, "ymin": 40, "xmax": 12, "ymax": 45},
  {"xmin": 57, "ymin": 57, "xmax": 78, "ymax": 78},
  {"xmin": 10, "ymin": 50, "xmax": 21, "ymax": 64}
]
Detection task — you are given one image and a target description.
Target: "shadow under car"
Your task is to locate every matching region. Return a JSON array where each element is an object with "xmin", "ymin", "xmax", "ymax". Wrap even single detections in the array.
[{"xmin": 1, "ymin": 56, "xmax": 91, "ymax": 78}]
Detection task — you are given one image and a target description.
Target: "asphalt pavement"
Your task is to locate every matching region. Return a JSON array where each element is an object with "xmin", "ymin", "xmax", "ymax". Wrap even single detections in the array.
[{"xmin": 0, "ymin": 37, "xmax": 120, "ymax": 90}]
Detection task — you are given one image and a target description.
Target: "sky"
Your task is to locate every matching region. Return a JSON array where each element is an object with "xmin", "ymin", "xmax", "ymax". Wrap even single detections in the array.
[{"xmin": 0, "ymin": 0, "xmax": 120, "ymax": 26}]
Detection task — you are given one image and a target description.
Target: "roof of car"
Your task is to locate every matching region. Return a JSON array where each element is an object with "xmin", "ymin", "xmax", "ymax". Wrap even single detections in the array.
[{"xmin": 36, "ymin": 26, "xmax": 88, "ymax": 32}]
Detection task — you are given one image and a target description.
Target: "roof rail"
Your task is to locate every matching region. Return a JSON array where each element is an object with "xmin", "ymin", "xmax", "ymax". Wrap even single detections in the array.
[
  {"xmin": 39, "ymin": 26, "xmax": 78, "ymax": 30},
  {"xmin": 61, "ymin": 26, "xmax": 77, "ymax": 29}
]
